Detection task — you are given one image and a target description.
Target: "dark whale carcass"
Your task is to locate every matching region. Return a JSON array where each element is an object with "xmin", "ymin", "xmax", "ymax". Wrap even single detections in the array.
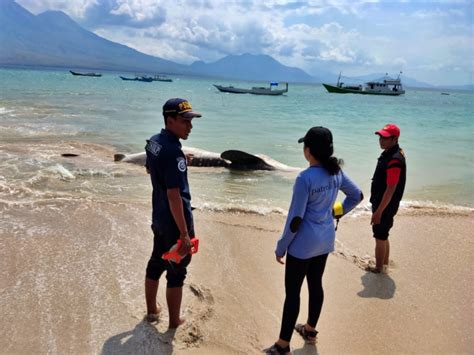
[
  {"xmin": 114, "ymin": 147, "xmax": 299, "ymax": 172},
  {"xmin": 114, "ymin": 147, "xmax": 230, "ymax": 168}
]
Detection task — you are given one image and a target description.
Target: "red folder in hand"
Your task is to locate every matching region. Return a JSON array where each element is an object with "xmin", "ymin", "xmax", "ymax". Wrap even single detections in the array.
[{"xmin": 162, "ymin": 237, "xmax": 199, "ymax": 264}]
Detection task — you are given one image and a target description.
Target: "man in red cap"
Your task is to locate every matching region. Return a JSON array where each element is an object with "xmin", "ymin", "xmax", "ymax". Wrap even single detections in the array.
[{"xmin": 368, "ymin": 124, "xmax": 406, "ymax": 273}]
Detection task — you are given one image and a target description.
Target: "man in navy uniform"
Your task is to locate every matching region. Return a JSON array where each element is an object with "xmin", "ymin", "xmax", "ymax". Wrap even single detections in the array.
[
  {"xmin": 144, "ymin": 98, "xmax": 201, "ymax": 328},
  {"xmin": 369, "ymin": 124, "xmax": 406, "ymax": 274}
]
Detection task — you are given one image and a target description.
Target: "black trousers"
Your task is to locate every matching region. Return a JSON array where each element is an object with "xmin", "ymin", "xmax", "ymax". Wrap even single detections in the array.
[
  {"xmin": 279, "ymin": 253, "xmax": 329, "ymax": 342},
  {"xmin": 145, "ymin": 225, "xmax": 191, "ymax": 288}
]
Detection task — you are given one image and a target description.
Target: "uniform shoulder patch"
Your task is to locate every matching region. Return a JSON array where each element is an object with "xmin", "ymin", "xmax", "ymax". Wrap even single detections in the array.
[
  {"xmin": 145, "ymin": 140, "xmax": 162, "ymax": 157},
  {"xmin": 177, "ymin": 157, "xmax": 187, "ymax": 172}
]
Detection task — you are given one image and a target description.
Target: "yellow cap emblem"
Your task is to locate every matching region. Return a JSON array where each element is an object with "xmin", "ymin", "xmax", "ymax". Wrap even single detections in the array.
[{"xmin": 178, "ymin": 101, "xmax": 192, "ymax": 113}]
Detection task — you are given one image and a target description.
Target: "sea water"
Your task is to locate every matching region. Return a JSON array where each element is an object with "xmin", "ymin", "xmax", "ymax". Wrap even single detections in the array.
[{"xmin": 0, "ymin": 68, "xmax": 472, "ymax": 214}]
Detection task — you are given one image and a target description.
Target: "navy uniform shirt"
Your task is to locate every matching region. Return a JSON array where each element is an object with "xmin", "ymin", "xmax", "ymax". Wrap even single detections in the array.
[{"xmin": 145, "ymin": 129, "xmax": 194, "ymax": 238}]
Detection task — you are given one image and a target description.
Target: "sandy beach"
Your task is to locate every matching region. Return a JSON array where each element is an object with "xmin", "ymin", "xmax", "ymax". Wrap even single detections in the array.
[
  {"xmin": 1, "ymin": 4, "xmax": 474, "ymax": 351},
  {"xmin": 1, "ymin": 197, "xmax": 472, "ymax": 354}
]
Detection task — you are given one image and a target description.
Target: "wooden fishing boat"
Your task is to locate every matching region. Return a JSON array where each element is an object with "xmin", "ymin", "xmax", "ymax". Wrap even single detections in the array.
[
  {"xmin": 119, "ymin": 75, "xmax": 153, "ymax": 82},
  {"xmin": 214, "ymin": 82, "xmax": 288, "ymax": 96},
  {"xmin": 323, "ymin": 72, "xmax": 405, "ymax": 96},
  {"xmin": 70, "ymin": 70, "xmax": 101, "ymax": 77}
]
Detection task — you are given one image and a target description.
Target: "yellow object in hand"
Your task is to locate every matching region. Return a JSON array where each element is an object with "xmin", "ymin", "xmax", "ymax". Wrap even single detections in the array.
[{"xmin": 333, "ymin": 201, "xmax": 343, "ymax": 219}]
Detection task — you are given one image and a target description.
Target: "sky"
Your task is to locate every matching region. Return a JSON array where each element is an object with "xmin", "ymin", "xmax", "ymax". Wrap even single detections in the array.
[{"xmin": 16, "ymin": 0, "xmax": 474, "ymax": 86}]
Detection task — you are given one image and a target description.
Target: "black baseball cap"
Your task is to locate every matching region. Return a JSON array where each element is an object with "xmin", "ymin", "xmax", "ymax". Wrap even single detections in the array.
[
  {"xmin": 298, "ymin": 126, "xmax": 334, "ymax": 158},
  {"xmin": 163, "ymin": 98, "xmax": 202, "ymax": 119}
]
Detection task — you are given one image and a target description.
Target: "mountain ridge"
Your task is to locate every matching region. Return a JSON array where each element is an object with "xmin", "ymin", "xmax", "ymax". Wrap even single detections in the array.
[
  {"xmin": 0, "ymin": 1, "xmax": 312, "ymax": 82},
  {"xmin": 1, "ymin": 1, "xmax": 471, "ymax": 89},
  {"xmin": 0, "ymin": 1, "xmax": 189, "ymax": 74},
  {"xmin": 190, "ymin": 53, "xmax": 318, "ymax": 82}
]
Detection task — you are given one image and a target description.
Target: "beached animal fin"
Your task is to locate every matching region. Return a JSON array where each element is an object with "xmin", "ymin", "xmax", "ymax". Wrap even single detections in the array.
[
  {"xmin": 114, "ymin": 153, "xmax": 126, "ymax": 162},
  {"xmin": 220, "ymin": 150, "xmax": 274, "ymax": 170}
]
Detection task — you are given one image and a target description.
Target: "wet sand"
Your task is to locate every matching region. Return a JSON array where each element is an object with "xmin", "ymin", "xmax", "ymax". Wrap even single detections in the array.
[{"xmin": 0, "ymin": 201, "xmax": 472, "ymax": 354}]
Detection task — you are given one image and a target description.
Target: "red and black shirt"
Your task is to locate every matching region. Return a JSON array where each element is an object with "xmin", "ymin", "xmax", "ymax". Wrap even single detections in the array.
[{"xmin": 370, "ymin": 144, "xmax": 406, "ymax": 215}]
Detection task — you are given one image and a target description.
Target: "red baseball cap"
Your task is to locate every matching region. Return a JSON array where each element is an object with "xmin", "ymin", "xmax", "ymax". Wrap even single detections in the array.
[{"xmin": 375, "ymin": 124, "xmax": 400, "ymax": 138}]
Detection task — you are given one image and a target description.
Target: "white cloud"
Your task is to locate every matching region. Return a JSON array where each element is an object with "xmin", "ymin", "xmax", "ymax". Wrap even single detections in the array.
[
  {"xmin": 318, "ymin": 48, "xmax": 357, "ymax": 63},
  {"xmin": 14, "ymin": 0, "xmax": 474, "ymax": 85},
  {"xmin": 109, "ymin": 0, "xmax": 166, "ymax": 23},
  {"xmin": 412, "ymin": 9, "xmax": 447, "ymax": 19}
]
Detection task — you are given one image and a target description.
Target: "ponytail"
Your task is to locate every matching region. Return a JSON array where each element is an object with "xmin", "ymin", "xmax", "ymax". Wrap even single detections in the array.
[
  {"xmin": 308, "ymin": 145, "xmax": 343, "ymax": 175},
  {"xmin": 320, "ymin": 156, "xmax": 343, "ymax": 175}
]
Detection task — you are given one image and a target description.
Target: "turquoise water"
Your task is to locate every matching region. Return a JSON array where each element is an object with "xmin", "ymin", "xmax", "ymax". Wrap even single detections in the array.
[{"xmin": 0, "ymin": 68, "xmax": 472, "ymax": 212}]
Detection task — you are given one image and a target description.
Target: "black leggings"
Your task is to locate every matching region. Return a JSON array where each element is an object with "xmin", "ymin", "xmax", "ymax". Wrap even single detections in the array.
[{"xmin": 279, "ymin": 253, "xmax": 329, "ymax": 342}]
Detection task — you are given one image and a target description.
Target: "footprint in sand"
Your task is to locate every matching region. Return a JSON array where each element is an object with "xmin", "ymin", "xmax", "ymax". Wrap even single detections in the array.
[
  {"xmin": 334, "ymin": 249, "xmax": 397, "ymax": 273},
  {"xmin": 178, "ymin": 283, "xmax": 215, "ymax": 348},
  {"xmin": 333, "ymin": 249, "xmax": 373, "ymax": 270},
  {"xmin": 334, "ymin": 240, "xmax": 396, "ymax": 272},
  {"xmin": 147, "ymin": 283, "xmax": 215, "ymax": 349}
]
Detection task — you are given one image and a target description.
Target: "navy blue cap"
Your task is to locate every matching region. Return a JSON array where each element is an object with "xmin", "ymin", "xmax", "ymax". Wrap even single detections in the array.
[{"xmin": 163, "ymin": 98, "xmax": 202, "ymax": 119}]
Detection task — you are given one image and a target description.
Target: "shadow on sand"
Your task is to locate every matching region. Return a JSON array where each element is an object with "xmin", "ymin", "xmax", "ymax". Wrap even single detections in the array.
[
  {"xmin": 101, "ymin": 320, "xmax": 176, "ymax": 355},
  {"xmin": 292, "ymin": 343, "xmax": 320, "ymax": 354},
  {"xmin": 357, "ymin": 272, "xmax": 396, "ymax": 299}
]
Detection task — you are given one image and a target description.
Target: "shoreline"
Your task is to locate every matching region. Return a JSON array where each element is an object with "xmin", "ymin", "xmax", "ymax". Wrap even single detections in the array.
[
  {"xmin": 1, "ymin": 201, "xmax": 472, "ymax": 354},
  {"xmin": 191, "ymin": 199, "xmax": 474, "ymax": 217},
  {"xmin": 0, "ymin": 138, "xmax": 473, "ymax": 210}
]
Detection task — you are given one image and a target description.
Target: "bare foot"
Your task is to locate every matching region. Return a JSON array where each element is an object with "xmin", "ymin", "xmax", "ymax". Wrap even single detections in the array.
[
  {"xmin": 365, "ymin": 265, "xmax": 382, "ymax": 274},
  {"xmin": 169, "ymin": 317, "xmax": 185, "ymax": 329},
  {"xmin": 145, "ymin": 313, "xmax": 160, "ymax": 323},
  {"xmin": 145, "ymin": 305, "xmax": 162, "ymax": 323}
]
